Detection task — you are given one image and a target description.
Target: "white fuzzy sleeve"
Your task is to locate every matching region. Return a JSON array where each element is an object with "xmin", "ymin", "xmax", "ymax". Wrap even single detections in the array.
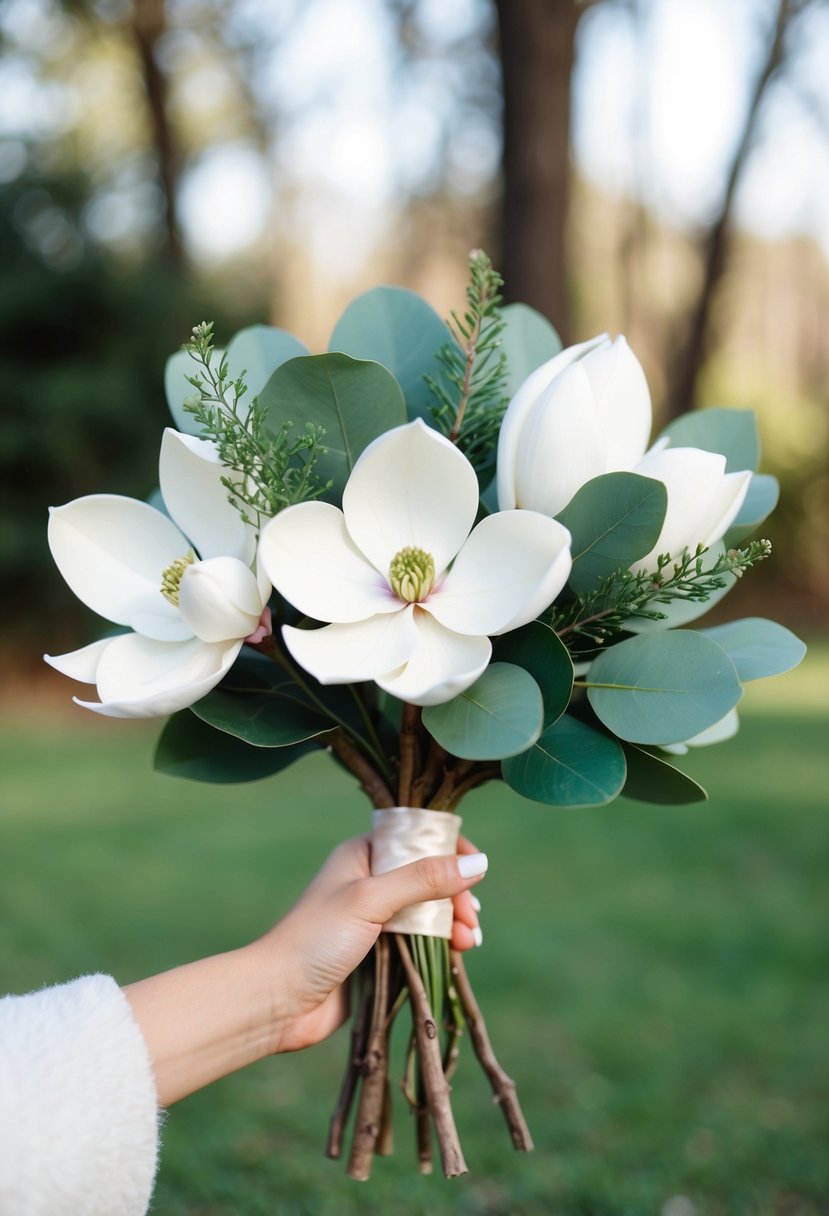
[{"xmin": 0, "ymin": 974, "xmax": 160, "ymax": 1216}]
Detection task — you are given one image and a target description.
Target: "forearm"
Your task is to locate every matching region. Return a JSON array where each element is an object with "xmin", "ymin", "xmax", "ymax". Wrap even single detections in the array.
[{"xmin": 122, "ymin": 940, "xmax": 278, "ymax": 1107}]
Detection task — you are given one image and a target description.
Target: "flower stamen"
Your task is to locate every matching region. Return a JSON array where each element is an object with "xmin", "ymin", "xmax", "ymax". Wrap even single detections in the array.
[
  {"xmin": 389, "ymin": 546, "xmax": 435, "ymax": 603},
  {"xmin": 160, "ymin": 550, "xmax": 196, "ymax": 606}
]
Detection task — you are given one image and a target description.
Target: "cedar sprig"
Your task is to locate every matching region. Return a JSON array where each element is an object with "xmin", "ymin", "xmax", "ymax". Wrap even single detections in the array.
[{"xmin": 182, "ymin": 322, "xmax": 329, "ymax": 531}]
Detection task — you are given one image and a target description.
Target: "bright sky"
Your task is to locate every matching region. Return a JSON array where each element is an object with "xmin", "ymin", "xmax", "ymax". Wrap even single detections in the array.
[{"xmin": 1, "ymin": 0, "xmax": 828, "ymax": 266}]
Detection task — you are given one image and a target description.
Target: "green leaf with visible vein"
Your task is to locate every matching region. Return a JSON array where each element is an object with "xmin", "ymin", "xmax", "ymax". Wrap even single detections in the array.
[
  {"xmin": 502, "ymin": 715, "xmax": 626, "ymax": 807},
  {"xmin": 257, "ymin": 353, "xmax": 407, "ymax": 499},
  {"xmin": 423, "ymin": 663, "xmax": 544, "ymax": 760}
]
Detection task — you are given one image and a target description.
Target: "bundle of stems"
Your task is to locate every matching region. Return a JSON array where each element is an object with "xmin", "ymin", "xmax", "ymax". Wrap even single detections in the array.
[{"xmin": 325, "ymin": 704, "xmax": 534, "ymax": 1180}]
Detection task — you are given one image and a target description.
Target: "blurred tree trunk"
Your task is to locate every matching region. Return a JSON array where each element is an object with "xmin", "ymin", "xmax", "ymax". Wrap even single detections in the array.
[
  {"xmin": 495, "ymin": 0, "xmax": 586, "ymax": 343},
  {"xmin": 663, "ymin": 0, "xmax": 795, "ymax": 419},
  {"xmin": 132, "ymin": 0, "xmax": 184, "ymax": 267}
]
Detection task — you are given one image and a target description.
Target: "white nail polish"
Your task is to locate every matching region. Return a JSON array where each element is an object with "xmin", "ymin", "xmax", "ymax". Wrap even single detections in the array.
[
  {"xmin": 470, "ymin": 894, "xmax": 481, "ymax": 912},
  {"xmin": 458, "ymin": 852, "xmax": 488, "ymax": 878},
  {"xmin": 472, "ymin": 926, "xmax": 483, "ymax": 947}
]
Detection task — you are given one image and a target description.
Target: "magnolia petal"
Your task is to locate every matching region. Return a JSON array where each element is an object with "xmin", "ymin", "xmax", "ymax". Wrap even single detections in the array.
[
  {"xmin": 342, "ymin": 419, "xmax": 479, "ymax": 578},
  {"xmin": 698, "ymin": 470, "xmax": 752, "ymax": 548},
  {"xmin": 260, "ymin": 501, "xmax": 399, "ymax": 624},
  {"xmin": 48, "ymin": 495, "xmax": 192, "ymax": 641},
  {"xmin": 581, "ymin": 336, "xmax": 652, "ymax": 470},
  {"xmin": 282, "ymin": 607, "xmax": 418, "ymax": 684},
  {"xmin": 74, "ymin": 633, "xmax": 242, "ymax": 718},
  {"xmin": 512, "ymin": 363, "xmax": 607, "ymax": 516},
  {"xmin": 687, "ymin": 707, "xmax": 740, "ymax": 748},
  {"xmin": 632, "ymin": 447, "xmax": 732, "ymax": 568},
  {"xmin": 44, "ymin": 637, "xmax": 116, "ymax": 685},
  {"xmin": 159, "ymin": 428, "xmax": 257, "ymax": 565},
  {"xmin": 376, "ymin": 611, "xmax": 491, "ymax": 707},
  {"xmin": 178, "ymin": 556, "xmax": 267, "ymax": 643},
  {"xmin": 425, "ymin": 511, "xmax": 572, "ymax": 636},
  {"xmin": 496, "ymin": 334, "xmax": 608, "ymax": 510}
]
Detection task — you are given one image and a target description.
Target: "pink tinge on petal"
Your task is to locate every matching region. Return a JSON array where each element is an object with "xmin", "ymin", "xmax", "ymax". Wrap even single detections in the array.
[{"xmin": 245, "ymin": 605, "xmax": 273, "ymax": 645}]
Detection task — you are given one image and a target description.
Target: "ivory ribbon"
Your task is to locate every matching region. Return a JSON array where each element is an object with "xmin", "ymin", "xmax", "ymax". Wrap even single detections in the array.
[{"xmin": 371, "ymin": 806, "xmax": 462, "ymax": 938}]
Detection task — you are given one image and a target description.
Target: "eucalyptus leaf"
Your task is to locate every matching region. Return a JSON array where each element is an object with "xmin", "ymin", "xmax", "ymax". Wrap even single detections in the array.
[
  {"xmin": 700, "ymin": 617, "xmax": 806, "ymax": 682},
  {"xmin": 422, "ymin": 663, "xmax": 544, "ymax": 760},
  {"xmin": 191, "ymin": 679, "xmax": 333, "ymax": 747},
  {"xmin": 500, "ymin": 303, "xmax": 562, "ymax": 398},
  {"xmin": 620, "ymin": 742, "xmax": 708, "ymax": 805},
  {"xmin": 155, "ymin": 711, "xmax": 315, "ymax": 783},
  {"xmin": 558, "ymin": 473, "xmax": 667, "ymax": 594},
  {"xmin": 225, "ymin": 325, "xmax": 309, "ymax": 399},
  {"xmin": 328, "ymin": 286, "xmax": 453, "ymax": 423},
  {"xmin": 502, "ymin": 714, "xmax": 626, "ymax": 808},
  {"xmin": 659, "ymin": 407, "xmax": 760, "ymax": 472},
  {"xmin": 492, "ymin": 621, "xmax": 573, "ymax": 728},
  {"xmin": 585, "ymin": 631, "xmax": 742, "ymax": 744},
  {"xmin": 724, "ymin": 473, "xmax": 779, "ymax": 544},
  {"xmin": 257, "ymin": 353, "xmax": 407, "ymax": 499}
]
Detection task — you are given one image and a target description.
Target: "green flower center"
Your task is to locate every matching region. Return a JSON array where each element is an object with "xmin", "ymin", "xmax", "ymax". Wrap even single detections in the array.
[
  {"xmin": 160, "ymin": 551, "xmax": 196, "ymax": 607},
  {"xmin": 388, "ymin": 546, "xmax": 435, "ymax": 603}
]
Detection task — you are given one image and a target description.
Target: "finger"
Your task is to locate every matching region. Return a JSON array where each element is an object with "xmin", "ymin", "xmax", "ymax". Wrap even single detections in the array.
[
  {"xmin": 457, "ymin": 834, "xmax": 480, "ymax": 856},
  {"xmin": 451, "ymin": 920, "xmax": 481, "ymax": 951},
  {"xmin": 453, "ymin": 888, "xmax": 479, "ymax": 930},
  {"xmin": 350, "ymin": 851, "xmax": 488, "ymax": 927}
]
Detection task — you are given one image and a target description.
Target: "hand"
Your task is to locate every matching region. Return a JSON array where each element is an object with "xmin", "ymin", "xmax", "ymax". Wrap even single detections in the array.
[
  {"xmin": 253, "ymin": 834, "xmax": 487, "ymax": 1053},
  {"xmin": 124, "ymin": 834, "xmax": 487, "ymax": 1105}
]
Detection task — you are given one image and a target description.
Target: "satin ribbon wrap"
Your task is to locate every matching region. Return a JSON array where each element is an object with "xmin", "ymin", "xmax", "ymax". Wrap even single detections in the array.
[{"xmin": 371, "ymin": 806, "xmax": 462, "ymax": 938}]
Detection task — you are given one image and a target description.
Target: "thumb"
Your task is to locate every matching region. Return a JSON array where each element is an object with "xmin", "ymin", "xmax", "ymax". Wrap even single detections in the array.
[{"xmin": 353, "ymin": 851, "xmax": 488, "ymax": 927}]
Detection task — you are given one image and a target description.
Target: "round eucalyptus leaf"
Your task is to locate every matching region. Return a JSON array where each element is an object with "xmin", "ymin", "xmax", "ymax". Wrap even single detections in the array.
[
  {"xmin": 658, "ymin": 407, "xmax": 760, "ymax": 472},
  {"xmin": 492, "ymin": 621, "xmax": 573, "ymax": 728},
  {"xmin": 224, "ymin": 325, "xmax": 309, "ymax": 400},
  {"xmin": 700, "ymin": 617, "xmax": 806, "ymax": 682},
  {"xmin": 422, "ymin": 663, "xmax": 544, "ymax": 760},
  {"xmin": 558, "ymin": 473, "xmax": 667, "ymax": 594},
  {"xmin": 586, "ymin": 631, "xmax": 742, "ymax": 744},
  {"xmin": 500, "ymin": 303, "xmax": 562, "ymax": 398},
  {"xmin": 329, "ymin": 286, "xmax": 452, "ymax": 423},
  {"xmin": 155, "ymin": 711, "xmax": 315, "ymax": 784},
  {"xmin": 257, "ymin": 353, "xmax": 407, "ymax": 499},
  {"xmin": 620, "ymin": 742, "xmax": 708, "ymax": 805},
  {"xmin": 502, "ymin": 714, "xmax": 626, "ymax": 808}
]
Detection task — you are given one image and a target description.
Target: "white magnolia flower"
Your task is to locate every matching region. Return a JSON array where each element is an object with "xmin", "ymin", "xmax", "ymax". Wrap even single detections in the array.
[
  {"xmin": 45, "ymin": 428, "xmax": 271, "ymax": 718},
  {"xmin": 259, "ymin": 419, "xmax": 572, "ymax": 707},
  {"xmin": 497, "ymin": 335, "xmax": 751, "ymax": 569}
]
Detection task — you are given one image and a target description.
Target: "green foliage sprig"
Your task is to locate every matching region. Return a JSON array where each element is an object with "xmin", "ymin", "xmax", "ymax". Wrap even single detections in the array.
[
  {"xmin": 183, "ymin": 322, "xmax": 328, "ymax": 531},
  {"xmin": 551, "ymin": 539, "xmax": 773, "ymax": 655},
  {"xmin": 426, "ymin": 249, "xmax": 509, "ymax": 477}
]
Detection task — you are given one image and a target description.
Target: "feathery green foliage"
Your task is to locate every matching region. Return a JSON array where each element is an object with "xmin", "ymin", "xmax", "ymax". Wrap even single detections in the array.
[
  {"xmin": 552, "ymin": 539, "xmax": 773, "ymax": 655},
  {"xmin": 426, "ymin": 249, "xmax": 509, "ymax": 478},
  {"xmin": 183, "ymin": 322, "xmax": 328, "ymax": 532}
]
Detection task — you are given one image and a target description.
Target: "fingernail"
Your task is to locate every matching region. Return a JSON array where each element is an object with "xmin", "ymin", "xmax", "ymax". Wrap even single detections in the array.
[
  {"xmin": 472, "ymin": 926, "xmax": 483, "ymax": 947},
  {"xmin": 458, "ymin": 852, "xmax": 488, "ymax": 878},
  {"xmin": 470, "ymin": 894, "xmax": 481, "ymax": 912}
]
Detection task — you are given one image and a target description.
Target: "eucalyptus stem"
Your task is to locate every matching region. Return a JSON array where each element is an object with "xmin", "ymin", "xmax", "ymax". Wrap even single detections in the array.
[
  {"xmin": 396, "ymin": 935, "xmax": 468, "ymax": 1178},
  {"xmin": 450, "ymin": 951, "xmax": 534, "ymax": 1153}
]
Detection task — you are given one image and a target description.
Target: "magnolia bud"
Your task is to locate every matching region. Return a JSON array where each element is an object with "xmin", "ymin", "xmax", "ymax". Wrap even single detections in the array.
[{"xmin": 177, "ymin": 556, "xmax": 265, "ymax": 643}]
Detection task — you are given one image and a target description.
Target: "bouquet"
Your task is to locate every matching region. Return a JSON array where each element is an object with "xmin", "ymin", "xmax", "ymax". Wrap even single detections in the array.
[{"xmin": 45, "ymin": 251, "xmax": 805, "ymax": 1179}]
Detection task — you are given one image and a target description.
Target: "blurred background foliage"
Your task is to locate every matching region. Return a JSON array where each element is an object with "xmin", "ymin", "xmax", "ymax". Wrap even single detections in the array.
[{"xmin": 1, "ymin": 0, "xmax": 827, "ymax": 655}]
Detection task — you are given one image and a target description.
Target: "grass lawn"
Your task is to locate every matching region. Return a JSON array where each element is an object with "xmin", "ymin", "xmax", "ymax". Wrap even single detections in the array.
[{"xmin": 1, "ymin": 649, "xmax": 827, "ymax": 1216}]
